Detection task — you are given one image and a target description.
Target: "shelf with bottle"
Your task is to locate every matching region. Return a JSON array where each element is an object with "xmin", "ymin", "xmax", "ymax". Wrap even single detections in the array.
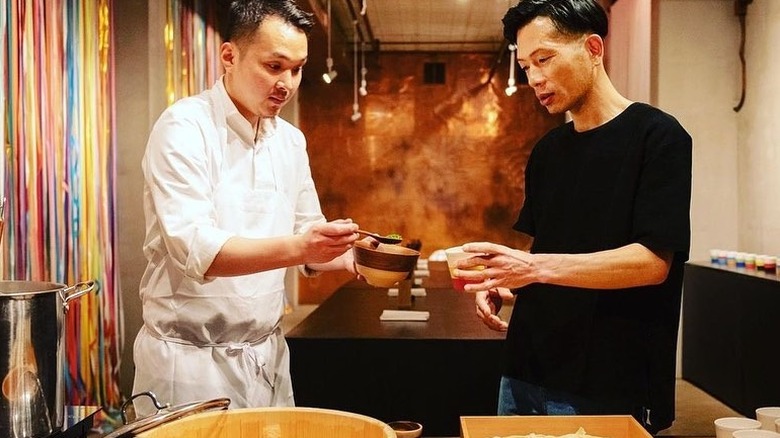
[{"xmin": 708, "ymin": 249, "xmax": 778, "ymax": 278}]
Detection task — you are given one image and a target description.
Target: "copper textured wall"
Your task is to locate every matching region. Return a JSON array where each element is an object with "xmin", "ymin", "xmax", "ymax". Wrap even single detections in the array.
[{"xmin": 297, "ymin": 51, "xmax": 562, "ymax": 303}]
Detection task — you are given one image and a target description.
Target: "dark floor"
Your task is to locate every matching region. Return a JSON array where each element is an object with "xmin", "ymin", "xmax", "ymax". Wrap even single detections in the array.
[{"xmin": 659, "ymin": 379, "xmax": 740, "ymax": 438}]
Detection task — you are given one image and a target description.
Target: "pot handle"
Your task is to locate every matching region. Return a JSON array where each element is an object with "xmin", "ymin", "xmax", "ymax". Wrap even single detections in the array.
[
  {"xmin": 120, "ymin": 391, "xmax": 169, "ymax": 425},
  {"xmin": 59, "ymin": 280, "xmax": 97, "ymax": 311}
]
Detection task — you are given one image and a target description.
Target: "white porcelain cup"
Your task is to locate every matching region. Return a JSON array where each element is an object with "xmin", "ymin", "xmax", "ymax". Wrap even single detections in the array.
[
  {"xmin": 733, "ymin": 429, "xmax": 780, "ymax": 438},
  {"xmin": 444, "ymin": 246, "xmax": 485, "ymax": 291},
  {"xmin": 714, "ymin": 417, "xmax": 762, "ymax": 438},
  {"xmin": 756, "ymin": 408, "xmax": 780, "ymax": 431}
]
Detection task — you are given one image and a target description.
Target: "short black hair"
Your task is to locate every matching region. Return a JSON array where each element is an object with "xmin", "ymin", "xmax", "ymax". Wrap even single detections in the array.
[
  {"xmin": 502, "ymin": 0, "xmax": 608, "ymax": 44},
  {"xmin": 225, "ymin": 0, "xmax": 315, "ymax": 46}
]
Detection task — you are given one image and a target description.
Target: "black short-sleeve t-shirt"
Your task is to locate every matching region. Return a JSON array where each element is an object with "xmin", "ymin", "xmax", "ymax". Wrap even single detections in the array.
[{"xmin": 509, "ymin": 102, "xmax": 692, "ymax": 430}]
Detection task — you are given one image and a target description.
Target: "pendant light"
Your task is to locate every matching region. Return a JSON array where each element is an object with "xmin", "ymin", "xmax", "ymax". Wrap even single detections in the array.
[
  {"xmin": 359, "ymin": 41, "xmax": 367, "ymax": 96},
  {"xmin": 322, "ymin": 0, "xmax": 338, "ymax": 84},
  {"xmin": 505, "ymin": 44, "xmax": 518, "ymax": 96},
  {"xmin": 351, "ymin": 20, "xmax": 362, "ymax": 122}
]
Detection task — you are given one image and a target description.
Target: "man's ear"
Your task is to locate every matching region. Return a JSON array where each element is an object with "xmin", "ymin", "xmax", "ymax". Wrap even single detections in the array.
[
  {"xmin": 220, "ymin": 41, "xmax": 237, "ymax": 71},
  {"xmin": 584, "ymin": 34, "xmax": 604, "ymax": 65}
]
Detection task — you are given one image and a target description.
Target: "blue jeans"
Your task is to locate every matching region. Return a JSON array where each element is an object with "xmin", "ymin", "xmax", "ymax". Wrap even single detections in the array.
[
  {"xmin": 498, "ymin": 376, "xmax": 607, "ymax": 416},
  {"xmin": 498, "ymin": 376, "xmax": 658, "ymax": 434}
]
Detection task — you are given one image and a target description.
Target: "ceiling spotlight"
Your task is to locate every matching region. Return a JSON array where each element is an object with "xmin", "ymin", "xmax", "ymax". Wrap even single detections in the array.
[
  {"xmin": 323, "ymin": 59, "xmax": 338, "ymax": 84},
  {"xmin": 359, "ymin": 41, "xmax": 368, "ymax": 96},
  {"xmin": 359, "ymin": 69, "xmax": 368, "ymax": 96},
  {"xmin": 322, "ymin": 0, "xmax": 337, "ymax": 84},
  {"xmin": 323, "ymin": 70, "xmax": 338, "ymax": 83},
  {"xmin": 505, "ymin": 43, "xmax": 518, "ymax": 96},
  {"xmin": 351, "ymin": 21, "xmax": 363, "ymax": 122},
  {"xmin": 351, "ymin": 103, "xmax": 362, "ymax": 122}
]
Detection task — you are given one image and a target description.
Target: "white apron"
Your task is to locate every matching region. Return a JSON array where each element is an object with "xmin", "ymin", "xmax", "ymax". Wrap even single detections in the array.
[{"xmin": 133, "ymin": 128, "xmax": 300, "ymax": 416}]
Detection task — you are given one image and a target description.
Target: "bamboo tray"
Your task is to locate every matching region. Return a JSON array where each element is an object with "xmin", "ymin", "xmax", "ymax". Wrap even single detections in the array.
[{"xmin": 460, "ymin": 415, "xmax": 652, "ymax": 438}]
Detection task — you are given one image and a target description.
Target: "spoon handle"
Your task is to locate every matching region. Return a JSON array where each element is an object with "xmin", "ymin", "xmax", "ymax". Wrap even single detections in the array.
[{"xmin": 356, "ymin": 230, "xmax": 402, "ymax": 244}]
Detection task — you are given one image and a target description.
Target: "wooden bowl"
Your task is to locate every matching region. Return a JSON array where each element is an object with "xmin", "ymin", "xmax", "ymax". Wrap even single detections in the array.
[
  {"xmin": 353, "ymin": 241, "xmax": 420, "ymax": 288},
  {"xmin": 136, "ymin": 406, "xmax": 396, "ymax": 438}
]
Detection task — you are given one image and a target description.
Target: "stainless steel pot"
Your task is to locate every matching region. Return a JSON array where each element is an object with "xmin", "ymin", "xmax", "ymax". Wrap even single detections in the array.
[{"xmin": 0, "ymin": 280, "xmax": 95, "ymax": 438}]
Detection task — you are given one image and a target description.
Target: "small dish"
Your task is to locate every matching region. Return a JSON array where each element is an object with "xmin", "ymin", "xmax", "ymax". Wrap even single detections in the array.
[{"xmin": 387, "ymin": 420, "xmax": 423, "ymax": 438}]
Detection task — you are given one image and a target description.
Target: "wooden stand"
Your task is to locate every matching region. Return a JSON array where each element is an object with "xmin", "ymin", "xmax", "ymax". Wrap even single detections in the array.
[{"xmin": 396, "ymin": 277, "xmax": 413, "ymax": 310}]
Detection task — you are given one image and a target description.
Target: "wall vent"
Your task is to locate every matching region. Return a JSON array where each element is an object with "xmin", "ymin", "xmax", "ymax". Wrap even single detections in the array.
[{"xmin": 423, "ymin": 62, "xmax": 446, "ymax": 84}]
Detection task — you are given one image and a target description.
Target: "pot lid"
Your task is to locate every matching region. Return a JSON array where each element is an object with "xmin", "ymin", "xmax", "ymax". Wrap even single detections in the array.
[{"xmin": 104, "ymin": 392, "xmax": 231, "ymax": 438}]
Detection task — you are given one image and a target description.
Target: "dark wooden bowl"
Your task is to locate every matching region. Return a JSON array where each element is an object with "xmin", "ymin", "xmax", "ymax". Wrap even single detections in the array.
[
  {"xmin": 353, "ymin": 241, "xmax": 420, "ymax": 287},
  {"xmin": 353, "ymin": 241, "xmax": 420, "ymax": 272}
]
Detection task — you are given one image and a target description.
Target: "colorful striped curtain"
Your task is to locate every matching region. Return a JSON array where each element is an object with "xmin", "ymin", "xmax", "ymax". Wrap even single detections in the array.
[
  {"xmin": 166, "ymin": 0, "xmax": 224, "ymax": 104},
  {"xmin": 2, "ymin": 0, "xmax": 223, "ymax": 412},
  {"xmin": 2, "ymin": 0, "xmax": 120, "ymax": 407}
]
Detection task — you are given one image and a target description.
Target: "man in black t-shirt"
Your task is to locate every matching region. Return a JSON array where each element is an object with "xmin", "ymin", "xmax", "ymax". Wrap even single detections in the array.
[{"xmin": 453, "ymin": 0, "xmax": 692, "ymax": 434}]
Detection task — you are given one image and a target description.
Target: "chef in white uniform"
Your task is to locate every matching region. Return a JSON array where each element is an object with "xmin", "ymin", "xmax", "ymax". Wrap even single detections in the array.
[{"xmin": 132, "ymin": 0, "xmax": 360, "ymax": 415}]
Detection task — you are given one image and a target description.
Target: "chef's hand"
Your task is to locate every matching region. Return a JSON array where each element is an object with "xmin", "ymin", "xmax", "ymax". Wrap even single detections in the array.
[
  {"xmin": 301, "ymin": 219, "xmax": 360, "ymax": 264},
  {"xmin": 456, "ymin": 241, "xmax": 536, "ymax": 292},
  {"xmin": 476, "ymin": 287, "xmax": 513, "ymax": 332}
]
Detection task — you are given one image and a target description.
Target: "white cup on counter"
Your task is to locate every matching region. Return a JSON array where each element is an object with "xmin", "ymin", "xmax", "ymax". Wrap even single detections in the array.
[
  {"xmin": 756, "ymin": 408, "xmax": 780, "ymax": 431},
  {"xmin": 733, "ymin": 429, "xmax": 780, "ymax": 438},
  {"xmin": 714, "ymin": 417, "xmax": 762, "ymax": 438}
]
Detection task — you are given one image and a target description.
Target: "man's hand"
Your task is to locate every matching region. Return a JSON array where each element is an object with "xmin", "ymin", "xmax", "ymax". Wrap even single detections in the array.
[
  {"xmin": 300, "ymin": 219, "xmax": 359, "ymax": 264},
  {"xmin": 475, "ymin": 287, "xmax": 513, "ymax": 331},
  {"xmin": 455, "ymin": 242, "xmax": 537, "ymax": 292}
]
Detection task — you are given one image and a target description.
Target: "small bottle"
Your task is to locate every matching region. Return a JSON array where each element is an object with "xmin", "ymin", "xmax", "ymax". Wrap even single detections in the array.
[
  {"xmin": 727, "ymin": 251, "xmax": 738, "ymax": 268},
  {"xmin": 735, "ymin": 252, "xmax": 745, "ymax": 269},
  {"xmin": 764, "ymin": 256, "xmax": 777, "ymax": 274},
  {"xmin": 745, "ymin": 253, "xmax": 756, "ymax": 270},
  {"xmin": 756, "ymin": 255, "xmax": 765, "ymax": 272},
  {"xmin": 718, "ymin": 250, "xmax": 728, "ymax": 266},
  {"xmin": 710, "ymin": 249, "xmax": 720, "ymax": 265}
]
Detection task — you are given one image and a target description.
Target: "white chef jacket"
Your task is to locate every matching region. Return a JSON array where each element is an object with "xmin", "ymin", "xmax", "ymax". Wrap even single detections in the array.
[{"xmin": 132, "ymin": 77, "xmax": 325, "ymax": 415}]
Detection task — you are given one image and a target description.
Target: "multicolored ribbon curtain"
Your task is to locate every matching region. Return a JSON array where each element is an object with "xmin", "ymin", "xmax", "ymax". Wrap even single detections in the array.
[
  {"xmin": 166, "ymin": 0, "xmax": 224, "ymax": 104},
  {"xmin": 2, "ymin": 0, "xmax": 121, "ymax": 408}
]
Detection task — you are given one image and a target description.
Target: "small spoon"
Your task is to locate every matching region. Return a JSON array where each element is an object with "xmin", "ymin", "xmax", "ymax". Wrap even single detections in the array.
[{"xmin": 357, "ymin": 230, "xmax": 403, "ymax": 245}]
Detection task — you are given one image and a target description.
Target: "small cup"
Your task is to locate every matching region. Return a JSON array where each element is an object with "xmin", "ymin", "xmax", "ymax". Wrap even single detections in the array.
[
  {"xmin": 756, "ymin": 408, "xmax": 780, "ymax": 431},
  {"xmin": 388, "ymin": 421, "xmax": 423, "ymax": 438},
  {"xmin": 764, "ymin": 256, "xmax": 777, "ymax": 274},
  {"xmin": 710, "ymin": 249, "xmax": 720, "ymax": 264},
  {"xmin": 444, "ymin": 246, "xmax": 485, "ymax": 291},
  {"xmin": 733, "ymin": 429, "xmax": 780, "ymax": 438},
  {"xmin": 714, "ymin": 417, "xmax": 762, "ymax": 438}
]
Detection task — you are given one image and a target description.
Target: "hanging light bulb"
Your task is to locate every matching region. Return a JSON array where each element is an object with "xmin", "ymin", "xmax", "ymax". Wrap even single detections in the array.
[
  {"xmin": 359, "ymin": 42, "xmax": 368, "ymax": 96},
  {"xmin": 322, "ymin": 0, "xmax": 337, "ymax": 84},
  {"xmin": 351, "ymin": 20, "xmax": 362, "ymax": 122},
  {"xmin": 351, "ymin": 103, "xmax": 362, "ymax": 122},
  {"xmin": 505, "ymin": 44, "xmax": 518, "ymax": 96}
]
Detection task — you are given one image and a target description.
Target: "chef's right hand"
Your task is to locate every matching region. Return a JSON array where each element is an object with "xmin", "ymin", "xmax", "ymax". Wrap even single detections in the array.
[
  {"xmin": 301, "ymin": 219, "xmax": 360, "ymax": 264},
  {"xmin": 475, "ymin": 287, "xmax": 512, "ymax": 332}
]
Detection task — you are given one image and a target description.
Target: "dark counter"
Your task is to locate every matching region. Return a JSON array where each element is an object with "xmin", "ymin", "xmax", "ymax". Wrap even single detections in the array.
[
  {"xmin": 286, "ymin": 282, "xmax": 506, "ymax": 437},
  {"xmin": 682, "ymin": 262, "xmax": 780, "ymax": 417}
]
